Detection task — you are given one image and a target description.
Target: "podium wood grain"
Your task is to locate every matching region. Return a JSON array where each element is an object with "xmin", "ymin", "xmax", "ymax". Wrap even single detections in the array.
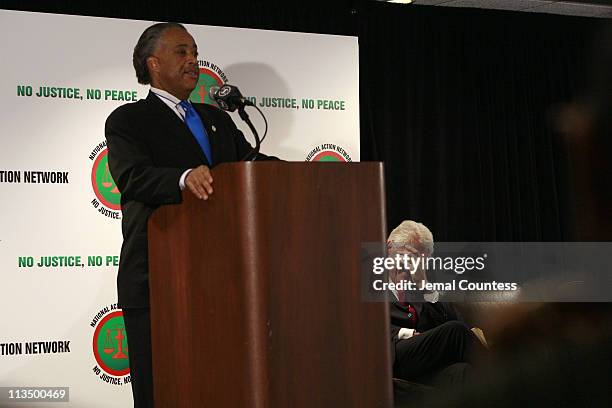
[{"xmin": 148, "ymin": 162, "xmax": 392, "ymax": 407}]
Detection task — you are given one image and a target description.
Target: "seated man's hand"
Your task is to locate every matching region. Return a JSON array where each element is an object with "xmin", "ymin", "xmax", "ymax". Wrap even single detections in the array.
[{"xmin": 185, "ymin": 165, "xmax": 214, "ymax": 200}]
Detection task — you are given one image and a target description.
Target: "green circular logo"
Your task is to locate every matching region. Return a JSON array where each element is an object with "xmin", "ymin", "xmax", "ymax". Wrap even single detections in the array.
[
  {"xmin": 91, "ymin": 148, "xmax": 121, "ymax": 210},
  {"xmin": 312, "ymin": 151, "xmax": 345, "ymax": 162},
  {"xmin": 306, "ymin": 144, "xmax": 352, "ymax": 162},
  {"xmin": 189, "ymin": 67, "xmax": 224, "ymax": 105},
  {"xmin": 93, "ymin": 311, "xmax": 130, "ymax": 376}
]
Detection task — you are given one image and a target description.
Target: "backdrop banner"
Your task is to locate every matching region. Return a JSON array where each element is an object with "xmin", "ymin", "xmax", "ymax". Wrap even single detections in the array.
[{"xmin": 0, "ymin": 9, "xmax": 359, "ymax": 407}]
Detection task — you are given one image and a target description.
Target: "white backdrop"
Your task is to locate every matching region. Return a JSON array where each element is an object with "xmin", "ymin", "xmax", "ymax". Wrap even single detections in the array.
[{"xmin": 0, "ymin": 9, "xmax": 359, "ymax": 407}]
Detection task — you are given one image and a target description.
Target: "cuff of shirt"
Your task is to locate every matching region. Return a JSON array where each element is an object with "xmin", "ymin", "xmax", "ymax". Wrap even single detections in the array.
[
  {"xmin": 179, "ymin": 169, "xmax": 192, "ymax": 190},
  {"xmin": 398, "ymin": 328, "xmax": 416, "ymax": 339}
]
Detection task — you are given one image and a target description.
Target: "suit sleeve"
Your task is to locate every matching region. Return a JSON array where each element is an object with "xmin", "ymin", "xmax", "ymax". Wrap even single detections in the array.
[
  {"xmin": 388, "ymin": 301, "xmax": 402, "ymax": 343},
  {"xmin": 390, "ymin": 323, "xmax": 401, "ymax": 344},
  {"xmin": 105, "ymin": 108, "xmax": 187, "ymax": 206}
]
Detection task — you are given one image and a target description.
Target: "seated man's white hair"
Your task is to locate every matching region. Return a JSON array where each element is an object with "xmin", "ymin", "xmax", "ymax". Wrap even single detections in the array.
[{"xmin": 387, "ymin": 220, "xmax": 434, "ymax": 255}]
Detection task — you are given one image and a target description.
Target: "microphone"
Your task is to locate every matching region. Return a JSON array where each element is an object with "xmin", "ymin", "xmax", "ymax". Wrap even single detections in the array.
[
  {"xmin": 208, "ymin": 84, "xmax": 266, "ymax": 161},
  {"xmin": 209, "ymin": 84, "xmax": 254, "ymax": 112}
]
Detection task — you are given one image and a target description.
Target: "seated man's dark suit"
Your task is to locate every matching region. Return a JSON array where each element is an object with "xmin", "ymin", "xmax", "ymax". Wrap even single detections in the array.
[
  {"xmin": 390, "ymin": 300, "xmax": 480, "ymax": 389},
  {"xmin": 105, "ymin": 92, "xmax": 275, "ymax": 407}
]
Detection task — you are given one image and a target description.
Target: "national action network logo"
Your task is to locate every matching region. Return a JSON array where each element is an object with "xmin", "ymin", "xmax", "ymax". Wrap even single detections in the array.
[
  {"xmin": 89, "ymin": 141, "xmax": 121, "ymax": 220},
  {"xmin": 189, "ymin": 59, "xmax": 228, "ymax": 105},
  {"xmin": 306, "ymin": 143, "xmax": 353, "ymax": 162},
  {"xmin": 90, "ymin": 304, "xmax": 130, "ymax": 386}
]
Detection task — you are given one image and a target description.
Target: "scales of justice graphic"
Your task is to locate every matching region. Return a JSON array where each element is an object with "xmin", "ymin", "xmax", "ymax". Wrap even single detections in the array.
[
  {"xmin": 103, "ymin": 324, "xmax": 129, "ymax": 360},
  {"xmin": 102, "ymin": 162, "xmax": 120, "ymax": 194}
]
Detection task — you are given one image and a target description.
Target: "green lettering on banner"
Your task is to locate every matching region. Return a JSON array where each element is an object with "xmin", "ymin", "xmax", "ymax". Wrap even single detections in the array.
[
  {"xmin": 302, "ymin": 99, "xmax": 315, "ymax": 109},
  {"xmin": 35, "ymin": 255, "xmax": 83, "ymax": 267},
  {"xmin": 104, "ymin": 89, "xmax": 138, "ymax": 101},
  {"xmin": 106, "ymin": 256, "xmax": 119, "ymax": 266},
  {"xmin": 18, "ymin": 256, "xmax": 34, "ymax": 267},
  {"xmin": 316, "ymin": 99, "xmax": 346, "ymax": 110},
  {"xmin": 17, "ymin": 85, "xmax": 33, "ymax": 96},
  {"xmin": 34, "ymin": 86, "xmax": 82, "ymax": 99},
  {"xmin": 87, "ymin": 89, "xmax": 102, "ymax": 100},
  {"xmin": 88, "ymin": 256, "xmax": 103, "ymax": 266},
  {"xmin": 258, "ymin": 97, "xmax": 299, "ymax": 109}
]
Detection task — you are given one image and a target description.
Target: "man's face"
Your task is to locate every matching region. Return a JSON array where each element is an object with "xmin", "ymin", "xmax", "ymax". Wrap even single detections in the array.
[
  {"xmin": 148, "ymin": 27, "xmax": 199, "ymax": 100},
  {"xmin": 388, "ymin": 242, "xmax": 429, "ymax": 285}
]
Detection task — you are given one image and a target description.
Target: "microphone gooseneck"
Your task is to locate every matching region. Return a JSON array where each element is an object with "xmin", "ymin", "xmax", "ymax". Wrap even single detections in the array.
[{"xmin": 209, "ymin": 84, "xmax": 267, "ymax": 161}]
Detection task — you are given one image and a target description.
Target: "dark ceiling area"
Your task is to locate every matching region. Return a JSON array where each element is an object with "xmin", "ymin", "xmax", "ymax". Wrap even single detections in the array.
[{"xmin": 374, "ymin": 0, "xmax": 612, "ymax": 18}]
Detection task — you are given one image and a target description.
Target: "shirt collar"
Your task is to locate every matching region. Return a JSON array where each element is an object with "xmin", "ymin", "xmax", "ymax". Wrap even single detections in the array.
[{"xmin": 150, "ymin": 86, "xmax": 184, "ymax": 106}]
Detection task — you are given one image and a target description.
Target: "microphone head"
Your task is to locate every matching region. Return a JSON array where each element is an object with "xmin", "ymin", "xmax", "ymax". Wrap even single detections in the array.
[
  {"xmin": 208, "ymin": 84, "xmax": 249, "ymax": 112},
  {"xmin": 209, "ymin": 85, "xmax": 230, "ymax": 110},
  {"xmin": 218, "ymin": 84, "xmax": 233, "ymax": 97},
  {"xmin": 208, "ymin": 86, "xmax": 220, "ymax": 100}
]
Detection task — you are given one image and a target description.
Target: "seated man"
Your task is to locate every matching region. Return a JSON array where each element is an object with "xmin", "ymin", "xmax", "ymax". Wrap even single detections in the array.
[{"xmin": 387, "ymin": 220, "xmax": 484, "ymax": 388}]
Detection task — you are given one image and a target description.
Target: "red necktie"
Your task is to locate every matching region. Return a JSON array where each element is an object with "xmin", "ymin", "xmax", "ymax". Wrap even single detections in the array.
[{"xmin": 401, "ymin": 302, "xmax": 418, "ymax": 328}]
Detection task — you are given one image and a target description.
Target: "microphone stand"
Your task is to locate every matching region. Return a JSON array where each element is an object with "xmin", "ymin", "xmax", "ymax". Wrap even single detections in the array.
[{"xmin": 238, "ymin": 105, "xmax": 261, "ymax": 161}]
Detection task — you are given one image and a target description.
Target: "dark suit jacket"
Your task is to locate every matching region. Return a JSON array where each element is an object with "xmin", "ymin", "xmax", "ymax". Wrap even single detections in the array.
[
  {"xmin": 389, "ymin": 299, "xmax": 461, "ymax": 363},
  {"xmin": 105, "ymin": 92, "xmax": 274, "ymax": 308}
]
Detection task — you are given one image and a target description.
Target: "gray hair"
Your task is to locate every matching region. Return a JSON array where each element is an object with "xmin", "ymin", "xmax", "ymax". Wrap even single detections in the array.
[
  {"xmin": 387, "ymin": 220, "xmax": 434, "ymax": 255},
  {"xmin": 133, "ymin": 22, "xmax": 186, "ymax": 85}
]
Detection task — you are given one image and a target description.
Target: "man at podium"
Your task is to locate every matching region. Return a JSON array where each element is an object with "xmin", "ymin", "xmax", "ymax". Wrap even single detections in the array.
[{"xmin": 105, "ymin": 22, "xmax": 275, "ymax": 408}]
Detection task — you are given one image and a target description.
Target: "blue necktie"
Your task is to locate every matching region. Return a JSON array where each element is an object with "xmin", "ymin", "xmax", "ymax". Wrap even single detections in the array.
[{"xmin": 179, "ymin": 100, "xmax": 213, "ymax": 165}]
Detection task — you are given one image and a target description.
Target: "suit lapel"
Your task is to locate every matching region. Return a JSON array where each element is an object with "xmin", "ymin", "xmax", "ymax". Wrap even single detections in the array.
[
  {"xmin": 413, "ymin": 302, "xmax": 424, "ymax": 317},
  {"xmin": 144, "ymin": 92, "xmax": 210, "ymax": 166}
]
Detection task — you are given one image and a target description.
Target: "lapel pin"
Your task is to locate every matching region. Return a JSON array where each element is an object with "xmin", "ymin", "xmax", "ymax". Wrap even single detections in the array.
[{"xmin": 211, "ymin": 125, "xmax": 217, "ymax": 132}]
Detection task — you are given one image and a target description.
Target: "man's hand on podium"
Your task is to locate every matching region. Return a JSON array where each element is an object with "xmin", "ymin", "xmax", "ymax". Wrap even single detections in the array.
[{"xmin": 185, "ymin": 165, "xmax": 214, "ymax": 200}]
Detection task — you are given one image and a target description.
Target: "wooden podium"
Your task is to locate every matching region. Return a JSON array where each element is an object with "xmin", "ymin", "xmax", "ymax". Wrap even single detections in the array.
[{"xmin": 148, "ymin": 162, "xmax": 392, "ymax": 407}]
